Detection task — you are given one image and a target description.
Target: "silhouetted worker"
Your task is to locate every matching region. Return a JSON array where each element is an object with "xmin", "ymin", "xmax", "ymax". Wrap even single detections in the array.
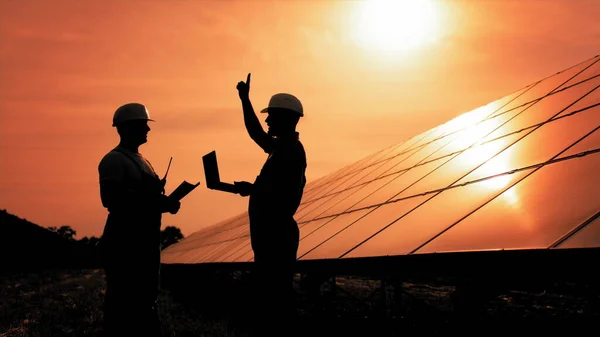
[
  {"xmin": 234, "ymin": 73, "xmax": 307, "ymax": 335},
  {"xmin": 98, "ymin": 103, "xmax": 180, "ymax": 337}
]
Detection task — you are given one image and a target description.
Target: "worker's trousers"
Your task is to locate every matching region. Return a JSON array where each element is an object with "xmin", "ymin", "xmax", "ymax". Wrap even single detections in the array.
[{"xmin": 250, "ymin": 220, "xmax": 300, "ymax": 336}]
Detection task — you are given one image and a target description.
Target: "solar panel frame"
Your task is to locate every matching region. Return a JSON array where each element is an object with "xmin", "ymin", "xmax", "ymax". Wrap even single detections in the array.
[{"xmin": 553, "ymin": 211, "xmax": 600, "ymax": 249}]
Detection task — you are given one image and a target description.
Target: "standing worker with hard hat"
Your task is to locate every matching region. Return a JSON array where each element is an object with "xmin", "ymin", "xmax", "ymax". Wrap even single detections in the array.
[
  {"xmin": 234, "ymin": 73, "xmax": 307, "ymax": 336},
  {"xmin": 98, "ymin": 102, "xmax": 180, "ymax": 337}
]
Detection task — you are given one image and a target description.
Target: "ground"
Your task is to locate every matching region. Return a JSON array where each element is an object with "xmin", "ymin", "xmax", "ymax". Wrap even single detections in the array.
[
  {"xmin": 1, "ymin": 269, "xmax": 598, "ymax": 336},
  {"xmin": 0, "ymin": 269, "xmax": 241, "ymax": 337}
]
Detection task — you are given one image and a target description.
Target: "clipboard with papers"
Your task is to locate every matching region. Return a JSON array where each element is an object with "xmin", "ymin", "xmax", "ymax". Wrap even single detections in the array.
[{"xmin": 202, "ymin": 150, "xmax": 238, "ymax": 194}]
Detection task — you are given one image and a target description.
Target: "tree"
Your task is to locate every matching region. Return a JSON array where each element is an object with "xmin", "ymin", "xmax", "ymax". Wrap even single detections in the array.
[
  {"xmin": 49, "ymin": 225, "xmax": 77, "ymax": 241},
  {"xmin": 161, "ymin": 226, "xmax": 184, "ymax": 250},
  {"xmin": 88, "ymin": 236, "xmax": 100, "ymax": 247},
  {"xmin": 78, "ymin": 236, "xmax": 100, "ymax": 246}
]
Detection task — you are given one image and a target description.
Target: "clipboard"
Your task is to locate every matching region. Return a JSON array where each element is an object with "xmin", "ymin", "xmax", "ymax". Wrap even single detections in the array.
[
  {"xmin": 202, "ymin": 150, "xmax": 238, "ymax": 193},
  {"xmin": 168, "ymin": 180, "xmax": 200, "ymax": 201}
]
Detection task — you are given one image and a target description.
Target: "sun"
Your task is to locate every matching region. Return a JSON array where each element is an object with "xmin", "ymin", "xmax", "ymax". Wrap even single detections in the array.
[{"xmin": 356, "ymin": 0, "xmax": 441, "ymax": 52}]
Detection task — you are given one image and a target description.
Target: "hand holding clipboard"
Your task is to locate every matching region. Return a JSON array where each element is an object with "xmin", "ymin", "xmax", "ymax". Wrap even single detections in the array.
[
  {"xmin": 162, "ymin": 157, "xmax": 200, "ymax": 201},
  {"xmin": 169, "ymin": 181, "xmax": 200, "ymax": 201}
]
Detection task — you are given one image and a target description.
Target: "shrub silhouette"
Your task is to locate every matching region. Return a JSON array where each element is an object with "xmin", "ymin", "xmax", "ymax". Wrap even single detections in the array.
[{"xmin": 161, "ymin": 226, "xmax": 184, "ymax": 250}]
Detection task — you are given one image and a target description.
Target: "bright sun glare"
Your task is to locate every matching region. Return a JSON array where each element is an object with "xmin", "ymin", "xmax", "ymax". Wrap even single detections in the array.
[
  {"xmin": 357, "ymin": 0, "xmax": 441, "ymax": 52},
  {"xmin": 438, "ymin": 102, "xmax": 520, "ymax": 205}
]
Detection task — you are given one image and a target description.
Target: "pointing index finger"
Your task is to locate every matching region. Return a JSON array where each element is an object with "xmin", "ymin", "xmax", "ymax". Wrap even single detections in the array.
[{"xmin": 247, "ymin": 73, "xmax": 251, "ymax": 85}]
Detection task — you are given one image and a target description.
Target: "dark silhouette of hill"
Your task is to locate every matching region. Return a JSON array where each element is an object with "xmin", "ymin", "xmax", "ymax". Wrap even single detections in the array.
[{"xmin": 0, "ymin": 209, "xmax": 100, "ymax": 274}]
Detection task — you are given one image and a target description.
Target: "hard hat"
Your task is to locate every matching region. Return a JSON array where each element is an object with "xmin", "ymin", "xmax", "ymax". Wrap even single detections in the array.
[
  {"xmin": 260, "ymin": 93, "xmax": 303, "ymax": 117},
  {"xmin": 112, "ymin": 103, "xmax": 154, "ymax": 127}
]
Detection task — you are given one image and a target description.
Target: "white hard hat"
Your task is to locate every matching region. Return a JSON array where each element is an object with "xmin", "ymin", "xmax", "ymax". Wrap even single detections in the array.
[
  {"xmin": 260, "ymin": 93, "xmax": 304, "ymax": 117},
  {"xmin": 112, "ymin": 103, "xmax": 154, "ymax": 127}
]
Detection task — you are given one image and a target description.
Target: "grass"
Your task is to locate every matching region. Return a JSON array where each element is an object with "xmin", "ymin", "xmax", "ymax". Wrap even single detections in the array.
[
  {"xmin": 0, "ymin": 269, "xmax": 244, "ymax": 337},
  {"xmin": 0, "ymin": 269, "xmax": 105, "ymax": 337},
  {"xmin": 1, "ymin": 269, "xmax": 598, "ymax": 336}
]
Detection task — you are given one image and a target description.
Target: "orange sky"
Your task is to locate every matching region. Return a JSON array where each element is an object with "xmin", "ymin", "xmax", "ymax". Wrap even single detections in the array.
[{"xmin": 1, "ymin": 0, "xmax": 599, "ymax": 239}]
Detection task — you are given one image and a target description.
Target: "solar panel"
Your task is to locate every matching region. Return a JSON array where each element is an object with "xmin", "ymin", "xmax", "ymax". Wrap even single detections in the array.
[{"xmin": 161, "ymin": 54, "xmax": 600, "ymax": 265}]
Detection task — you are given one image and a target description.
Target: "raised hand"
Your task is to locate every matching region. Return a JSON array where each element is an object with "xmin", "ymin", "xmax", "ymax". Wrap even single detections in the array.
[{"xmin": 236, "ymin": 73, "xmax": 251, "ymax": 100}]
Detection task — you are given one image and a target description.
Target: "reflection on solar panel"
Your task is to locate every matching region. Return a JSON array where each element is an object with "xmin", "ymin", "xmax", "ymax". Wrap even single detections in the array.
[{"xmin": 161, "ymin": 55, "xmax": 600, "ymax": 265}]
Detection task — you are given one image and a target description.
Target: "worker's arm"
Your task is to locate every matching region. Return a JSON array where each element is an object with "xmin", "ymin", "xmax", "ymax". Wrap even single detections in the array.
[
  {"xmin": 99, "ymin": 181, "xmax": 178, "ymax": 214},
  {"xmin": 99, "ymin": 156, "xmax": 180, "ymax": 214},
  {"xmin": 237, "ymin": 73, "xmax": 274, "ymax": 153}
]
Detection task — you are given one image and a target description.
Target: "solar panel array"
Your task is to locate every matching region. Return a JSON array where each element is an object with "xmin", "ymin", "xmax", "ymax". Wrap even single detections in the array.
[{"xmin": 162, "ymin": 55, "xmax": 600, "ymax": 264}]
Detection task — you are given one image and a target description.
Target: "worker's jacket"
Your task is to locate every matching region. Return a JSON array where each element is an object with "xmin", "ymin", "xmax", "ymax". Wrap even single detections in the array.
[
  {"xmin": 248, "ymin": 132, "xmax": 307, "ymax": 250},
  {"xmin": 98, "ymin": 146, "xmax": 166, "ymax": 270}
]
